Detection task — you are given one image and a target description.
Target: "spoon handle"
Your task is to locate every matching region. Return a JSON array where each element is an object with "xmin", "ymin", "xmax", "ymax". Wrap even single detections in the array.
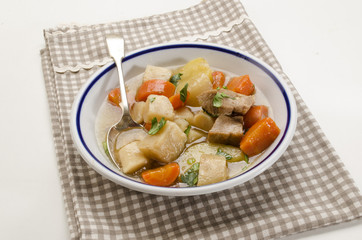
[{"xmin": 106, "ymin": 36, "xmax": 130, "ymax": 116}]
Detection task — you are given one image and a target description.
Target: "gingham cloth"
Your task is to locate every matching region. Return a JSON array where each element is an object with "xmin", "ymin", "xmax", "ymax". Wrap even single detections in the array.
[{"xmin": 41, "ymin": 0, "xmax": 362, "ymax": 239}]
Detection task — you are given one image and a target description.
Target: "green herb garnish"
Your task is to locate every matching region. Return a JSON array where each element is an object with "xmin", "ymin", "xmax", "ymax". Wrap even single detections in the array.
[
  {"xmin": 180, "ymin": 83, "xmax": 188, "ymax": 102},
  {"xmin": 169, "ymin": 73, "xmax": 183, "ymax": 86},
  {"xmin": 180, "ymin": 162, "xmax": 200, "ymax": 187},
  {"xmin": 184, "ymin": 125, "xmax": 191, "ymax": 136},
  {"xmin": 150, "ymin": 97, "xmax": 156, "ymax": 103},
  {"xmin": 244, "ymin": 154, "xmax": 249, "ymax": 164},
  {"xmin": 213, "ymin": 92, "xmax": 233, "ymax": 108},
  {"xmin": 102, "ymin": 141, "xmax": 110, "ymax": 158},
  {"xmin": 187, "ymin": 158, "xmax": 196, "ymax": 165},
  {"xmin": 148, "ymin": 117, "xmax": 166, "ymax": 135},
  {"xmin": 222, "ymin": 86, "xmax": 227, "ymax": 89},
  {"xmin": 216, "ymin": 148, "xmax": 233, "ymax": 160}
]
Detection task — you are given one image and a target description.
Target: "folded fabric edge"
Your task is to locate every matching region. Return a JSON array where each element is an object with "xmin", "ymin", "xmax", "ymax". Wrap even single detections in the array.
[{"xmin": 40, "ymin": 47, "xmax": 82, "ymax": 239}]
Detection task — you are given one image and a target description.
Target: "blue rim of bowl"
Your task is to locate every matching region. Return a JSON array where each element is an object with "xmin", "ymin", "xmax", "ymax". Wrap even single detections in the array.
[{"xmin": 75, "ymin": 43, "xmax": 292, "ymax": 191}]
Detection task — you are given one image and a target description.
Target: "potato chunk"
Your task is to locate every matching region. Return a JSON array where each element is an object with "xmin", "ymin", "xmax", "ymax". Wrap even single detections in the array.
[
  {"xmin": 116, "ymin": 141, "xmax": 149, "ymax": 174},
  {"xmin": 130, "ymin": 101, "xmax": 146, "ymax": 124},
  {"xmin": 175, "ymin": 58, "xmax": 213, "ymax": 107},
  {"xmin": 174, "ymin": 107, "xmax": 194, "ymax": 123},
  {"xmin": 138, "ymin": 121, "xmax": 187, "ymax": 163},
  {"xmin": 190, "ymin": 111, "xmax": 215, "ymax": 131},
  {"xmin": 187, "ymin": 128, "xmax": 207, "ymax": 143},
  {"xmin": 143, "ymin": 95, "xmax": 174, "ymax": 123},
  {"xmin": 173, "ymin": 118, "xmax": 189, "ymax": 132},
  {"xmin": 143, "ymin": 65, "xmax": 172, "ymax": 82},
  {"xmin": 197, "ymin": 154, "xmax": 228, "ymax": 186}
]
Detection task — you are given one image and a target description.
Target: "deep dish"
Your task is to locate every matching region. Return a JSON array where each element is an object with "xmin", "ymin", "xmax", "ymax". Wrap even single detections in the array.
[{"xmin": 96, "ymin": 57, "xmax": 280, "ymax": 187}]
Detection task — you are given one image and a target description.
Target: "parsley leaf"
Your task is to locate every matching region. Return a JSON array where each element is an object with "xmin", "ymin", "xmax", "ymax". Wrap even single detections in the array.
[
  {"xmin": 150, "ymin": 97, "xmax": 156, "ymax": 103},
  {"xmin": 169, "ymin": 73, "xmax": 183, "ymax": 86},
  {"xmin": 180, "ymin": 162, "xmax": 200, "ymax": 187},
  {"xmin": 216, "ymin": 148, "xmax": 233, "ymax": 160},
  {"xmin": 180, "ymin": 83, "xmax": 188, "ymax": 102},
  {"xmin": 244, "ymin": 154, "xmax": 249, "ymax": 164},
  {"xmin": 213, "ymin": 92, "xmax": 232, "ymax": 108},
  {"xmin": 102, "ymin": 141, "xmax": 110, "ymax": 158},
  {"xmin": 184, "ymin": 125, "xmax": 191, "ymax": 136},
  {"xmin": 148, "ymin": 117, "xmax": 166, "ymax": 135}
]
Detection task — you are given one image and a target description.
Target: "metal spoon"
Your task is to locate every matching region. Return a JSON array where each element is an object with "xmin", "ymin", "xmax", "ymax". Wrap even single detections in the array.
[{"xmin": 105, "ymin": 36, "xmax": 142, "ymax": 169}]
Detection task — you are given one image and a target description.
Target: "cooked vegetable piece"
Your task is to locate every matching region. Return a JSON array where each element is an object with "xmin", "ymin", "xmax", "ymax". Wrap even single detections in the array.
[
  {"xmin": 115, "ymin": 128, "xmax": 147, "ymax": 150},
  {"xmin": 190, "ymin": 111, "xmax": 215, "ymax": 131},
  {"xmin": 102, "ymin": 141, "xmax": 110, "ymax": 158},
  {"xmin": 208, "ymin": 115, "xmax": 243, "ymax": 147},
  {"xmin": 186, "ymin": 128, "xmax": 206, "ymax": 143},
  {"xmin": 135, "ymin": 79, "xmax": 176, "ymax": 102},
  {"xmin": 212, "ymin": 71, "xmax": 225, "ymax": 89},
  {"xmin": 116, "ymin": 141, "xmax": 149, "ymax": 174},
  {"xmin": 184, "ymin": 125, "xmax": 191, "ymax": 136},
  {"xmin": 143, "ymin": 95, "xmax": 175, "ymax": 122},
  {"xmin": 174, "ymin": 107, "xmax": 194, "ymax": 123},
  {"xmin": 216, "ymin": 148, "xmax": 233, "ymax": 160},
  {"xmin": 143, "ymin": 65, "xmax": 172, "ymax": 82},
  {"xmin": 198, "ymin": 89, "xmax": 255, "ymax": 116},
  {"xmin": 226, "ymin": 75, "xmax": 255, "ymax": 95},
  {"xmin": 138, "ymin": 121, "xmax": 187, "ymax": 163},
  {"xmin": 173, "ymin": 118, "xmax": 189, "ymax": 132},
  {"xmin": 169, "ymin": 84, "xmax": 190, "ymax": 110},
  {"xmin": 240, "ymin": 117, "xmax": 280, "ymax": 156},
  {"xmin": 148, "ymin": 117, "xmax": 166, "ymax": 135},
  {"xmin": 197, "ymin": 154, "xmax": 228, "ymax": 186},
  {"xmin": 130, "ymin": 101, "xmax": 146, "ymax": 124},
  {"xmin": 180, "ymin": 162, "xmax": 200, "ymax": 187},
  {"xmin": 244, "ymin": 105, "xmax": 269, "ymax": 129},
  {"xmin": 169, "ymin": 73, "xmax": 183, "ymax": 86},
  {"xmin": 144, "ymin": 122, "xmax": 152, "ymax": 131},
  {"xmin": 141, "ymin": 162, "xmax": 180, "ymax": 186},
  {"xmin": 107, "ymin": 87, "xmax": 121, "ymax": 106},
  {"xmin": 175, "ymin": 58, "xmax": 213, "ymax": 106}
]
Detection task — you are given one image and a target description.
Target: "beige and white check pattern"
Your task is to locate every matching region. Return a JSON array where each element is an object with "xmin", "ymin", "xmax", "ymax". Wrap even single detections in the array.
[{"xmin": 41, "ymin": 0, "xmax": 362, "ymax": 239}]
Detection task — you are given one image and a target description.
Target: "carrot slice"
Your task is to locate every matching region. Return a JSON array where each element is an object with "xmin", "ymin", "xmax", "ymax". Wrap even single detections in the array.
[
  {"xmin": 144, "ymin": 122, "xmax": 152, "ymax": 131},
  {"xmin": 212, "ymin": 71, "xmax": 225, "ymax": 89},
  {"xmin": 243, "ymin": 105, "xmax": 269, "ymax": 129},
  {"xmin": 141, "ymin": 163, "xmax": 180, "ymax": 187},
  {"xmin": 107, "ymin": 87, "xmax": 121, "ymax": 106},
  {"xmin": 240, "ymin": 117, "xmax": 280, "ymax": 157},
  {"xmin": 226, "ymin": 75, "xmax": 255, "ymax": 95},
  {"xmin": 135, "ymin": 79, "xmax": 176, "ymax": 102},
  {"xmin": 169, "ymin": 91, "xmax": 190, "ymax": 110}
]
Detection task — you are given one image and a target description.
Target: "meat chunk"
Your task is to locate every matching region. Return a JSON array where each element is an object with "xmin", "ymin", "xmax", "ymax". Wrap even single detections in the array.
[
  {"xmin": 197, "ymin": 89, "xmax": 255, "ymax": 116},
  {"xmin": 197, "ymin": 154, "xmax": 228, "ymax": 186},
  {"xmin": 208, "ymin": 115, "xmax": 244, "ymax": 146}
]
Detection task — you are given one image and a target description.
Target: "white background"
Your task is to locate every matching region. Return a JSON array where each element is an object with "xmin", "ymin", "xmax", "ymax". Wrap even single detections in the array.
[{"xmin": 0, "ymin": 0, "xmax": 361, "ymax": 239}]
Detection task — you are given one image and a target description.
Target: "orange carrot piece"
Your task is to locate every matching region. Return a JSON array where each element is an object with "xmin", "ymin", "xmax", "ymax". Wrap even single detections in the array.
[
  {"xmin": 169, "ymin": 91, "xmax": 190, "ymax": 110},
  {"xmin": 212, "ymin": 71, "xmax": 225, "ymax": 89},
  {"xmin": 107, "ymin": 87, "xmax": 121, "ymax": 106},
  {"xmin": 243, "ymin": 105, "xmax": 269, "ymax": 129},
  {"xmin": 240, "ymin": 117, "xmax": 280, "ymax": 157},
  {"xmin": 226, "ymin": 75, "xmax": 255, "ymax": 95},
  {"xmin": 144, "ymin": 122, "xmax": 152, "ymax": 131},
  {"xmin": 135, "ymin": 79, "xmax": 176, "ymax": 102},
  {"xmin": 141, "ymin": 163, "xmax": 180, "ymax": 187}
]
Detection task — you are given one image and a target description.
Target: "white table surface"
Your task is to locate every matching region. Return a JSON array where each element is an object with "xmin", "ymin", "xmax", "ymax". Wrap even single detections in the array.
[{"xmin": 1, "ymin": 0, "xmax": 361, "ymax": 239}]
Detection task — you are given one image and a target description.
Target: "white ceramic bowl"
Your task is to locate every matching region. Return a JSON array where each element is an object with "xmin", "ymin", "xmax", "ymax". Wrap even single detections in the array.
[{"xmin": 70, "ymin": 42, "xmax": 297, "ymax": 196}]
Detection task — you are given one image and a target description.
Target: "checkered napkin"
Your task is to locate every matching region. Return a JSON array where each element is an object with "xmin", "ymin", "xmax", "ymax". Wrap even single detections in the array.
[{"xmin": 40, "ymin": 0, "xmax": 362, "ymax": 239}]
